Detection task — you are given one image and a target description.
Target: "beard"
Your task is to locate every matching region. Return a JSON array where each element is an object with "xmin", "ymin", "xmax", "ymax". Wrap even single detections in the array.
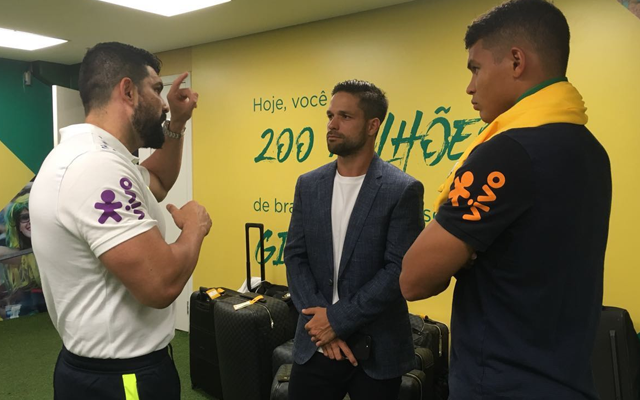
[
  {"xmin": 132, "ymin": 102, "xmax": 166, "ymax": 149},
  {"xmin": 327, "ymin": 128, "xmax": 368, "ymax": 157}
]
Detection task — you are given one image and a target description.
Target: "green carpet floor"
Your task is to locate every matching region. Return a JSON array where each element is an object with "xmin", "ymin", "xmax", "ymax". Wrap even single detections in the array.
[{"xmin": 0, "ymin": 312, "xmax": 216, "ymax": 399}]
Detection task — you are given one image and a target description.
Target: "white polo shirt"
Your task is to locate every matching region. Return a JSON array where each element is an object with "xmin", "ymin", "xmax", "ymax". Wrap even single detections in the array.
[{"xmin": 30, "ymin": 123, "xmax": 174, "ymax": 359}]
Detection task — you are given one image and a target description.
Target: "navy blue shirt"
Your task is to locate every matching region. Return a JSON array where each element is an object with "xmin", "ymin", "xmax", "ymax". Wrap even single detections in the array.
[{"xmin": 436, "ymin": 123, "xmax": 611, "ymax": 399}]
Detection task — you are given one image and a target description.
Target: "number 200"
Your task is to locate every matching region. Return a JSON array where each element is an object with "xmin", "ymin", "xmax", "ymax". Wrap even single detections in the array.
[{"xmin": 254, "ymin": 127, "xmax": 314, "ymax": 163}]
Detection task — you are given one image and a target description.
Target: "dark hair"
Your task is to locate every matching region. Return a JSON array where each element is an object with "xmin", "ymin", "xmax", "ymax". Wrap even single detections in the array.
[
  {"xmin": 78, "ymin": 42, "xmax": 161, "ymax": 114},
  {"xmin": 332, "ymin": 79, "xmax": 388, "ymax": 124},
  {"xmin": 464, "ymin": 0, "xmax": 570, "ymax": 76}
]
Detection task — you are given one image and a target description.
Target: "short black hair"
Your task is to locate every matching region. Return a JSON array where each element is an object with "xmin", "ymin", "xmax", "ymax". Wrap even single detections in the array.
[
  {"xmin": 332, "ymin": 79, "xmax": 388, "ymax": 124},
  {"xmin": 78, "ymin": 42, "xmax": 161, "ymax": 114},
  {"xmin": 464, "ymin": 0, "xmax": 570, "ymax": 76}
]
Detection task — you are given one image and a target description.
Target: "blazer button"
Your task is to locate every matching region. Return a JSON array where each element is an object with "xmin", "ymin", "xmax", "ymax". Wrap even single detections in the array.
[{"xmin": 328, "ymin": 278, "xmax": 333, "ymax": 286}]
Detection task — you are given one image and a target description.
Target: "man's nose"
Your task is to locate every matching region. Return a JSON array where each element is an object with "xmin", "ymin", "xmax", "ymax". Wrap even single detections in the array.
[
  {"xmin": 466, "ymin": 79, "xmax": 475, "ymax": 95},
  {"xmin": 328, "ymin": 117, "xmax": 338, "ymax": 130}
]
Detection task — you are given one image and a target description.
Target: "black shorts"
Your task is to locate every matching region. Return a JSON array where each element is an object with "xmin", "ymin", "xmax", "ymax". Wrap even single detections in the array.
[{"xmin": 54, "ymin": 346, "xmax": 180, "ymax": 400}]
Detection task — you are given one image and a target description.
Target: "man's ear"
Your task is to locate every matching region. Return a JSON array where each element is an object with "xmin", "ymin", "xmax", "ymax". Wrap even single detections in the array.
[
  {"xmin": 118, "ymin": 77, "xmax": 137, "ymax": 106},
  {"xmin": 368, "ymin": 118, "xmax": 381, "ymax": 136},
  {"xmin": 511, "ymin": 47, "xmax": 526, "ymax": 78}
]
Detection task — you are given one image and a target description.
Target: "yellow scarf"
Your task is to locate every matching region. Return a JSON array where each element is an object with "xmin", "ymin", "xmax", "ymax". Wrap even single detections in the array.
[{"xmin": 434, "ymin": 80, "xmax": 588, "ymax": 210}]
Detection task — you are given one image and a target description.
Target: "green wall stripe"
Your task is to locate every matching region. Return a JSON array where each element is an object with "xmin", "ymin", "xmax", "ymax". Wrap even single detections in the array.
[{"xmin": 0, "ymin": 58, "xmax": 54, "ymax": 174}]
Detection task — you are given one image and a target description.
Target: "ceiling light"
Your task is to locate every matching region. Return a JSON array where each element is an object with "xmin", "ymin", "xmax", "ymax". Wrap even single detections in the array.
[
  {"xmin": 0, "ymin": 28, "xmax": 67, "ymax": 51},
  {"xmin": 98, "ymin": 0, "xmax": 231, "ymax": 17}
]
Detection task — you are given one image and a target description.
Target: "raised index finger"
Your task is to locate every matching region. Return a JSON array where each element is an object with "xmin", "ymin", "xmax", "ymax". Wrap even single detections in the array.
[{"xmin": 169, "ymin": 72, "xmax": 189, "ymax": 94}]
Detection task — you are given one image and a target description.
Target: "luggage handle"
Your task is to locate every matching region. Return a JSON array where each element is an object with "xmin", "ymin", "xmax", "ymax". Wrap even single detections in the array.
[
  {"xmin": 245, "ymin": 223, "xmax": 265, "ymax": 292},
  {"xmin": 239, "ymin": 292, "xmax": 266, "ymax": 302},
  {"xmin": 424, "ymin": 315, "xmax": 444, "ymax": 357}
]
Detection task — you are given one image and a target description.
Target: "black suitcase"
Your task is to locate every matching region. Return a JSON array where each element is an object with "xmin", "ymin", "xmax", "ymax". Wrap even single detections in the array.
[
  {"xmin": 270, "ymin": 363, "xmax": 292, "ymax": 400},
  {"xmin": 424, "ymin": 316, "xmax": 449, "ymax": 400},
  {"xmin": 410, "ymin": 313, "xmax": 427, "ymax": 347},
  {"xmin": 272, "ymin": 339, "xmax": 294, "ymax": 377},
  {"xmin": 400, "ymin": 369, "xmax": 430, "ymax": 400},
  {"xmin": 414, "ymin": 346, "xmax": 435, "ymax": 388},
  {"xmin": 410, "ymin": 315, "xmax": 449, "ymax": 400},
  {"xmin": 592, "ymin": 306, "xmax": 640, "ymax": 400},
  {"xmin": 189, "ymin": 286, "xmax": 238, "ymax": 399},
  {"xmin": 214, "ymin": 223, "xmax": 297, "ymax": 400},
  {"xmin": 244, "ymin": 223, "xmax": 298, "ymax": 324},
  {"xmin": 215, "ymin": 292, "xmax": 296, "ymax": 400}
]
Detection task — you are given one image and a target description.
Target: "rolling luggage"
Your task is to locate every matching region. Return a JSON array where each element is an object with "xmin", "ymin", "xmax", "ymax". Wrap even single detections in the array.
[
  {"xmin": 214, "ymin": 223, "xmax": 296, "ymax": 400},
  {"xmin": 592, "ymin": 306, "xmax": 640, "ymax": 400},
  {"xmin": 189, "ymin": 286, "xmax": 238, "ymax": 399},
  {"xmin": 244, "ymin": 223, "xmax": 298, "ymax": 324},
  {"xmin": 413, "ymin": 346, "xmax": 435, "ymax": 391},
  {"xmin": 424, "ymin": 316, "xmax": 449, "ymax": 400},
  {"xmin": 410, "ymin": 315, "xmax": 449, "ymax": 400},
  {"xmin": 270, "ymin": 363, "xmax": 292, "ymax": 400},
  {"xmin": 215, "ymin": 292, "xmax": 295, "ymax": 400},
  {"xmin": 400, "ymin": 369, "xmax": 431, "ymax": 400},
  {"xmin": 272, "ymin": 339, "xmax": 294, "ymax": 377}
]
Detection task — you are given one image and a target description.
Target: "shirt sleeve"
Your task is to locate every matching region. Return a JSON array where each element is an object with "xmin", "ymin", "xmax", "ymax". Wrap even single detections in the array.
[
  {"xmin": 136, "ymin": 165, "xmax": 151, "ymax": 187},
  {"xmin": 58, "ymin": 151, "xmax": 158, "ymax": 258},
  {"xmin": 435, "ymin": 134, "xmax": 533, "ymax": 252}
]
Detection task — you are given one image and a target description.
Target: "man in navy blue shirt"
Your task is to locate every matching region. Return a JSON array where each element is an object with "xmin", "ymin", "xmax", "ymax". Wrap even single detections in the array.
[{"xmin": 400, "ymin": 1, "xmax": 612, "ymax": 399}]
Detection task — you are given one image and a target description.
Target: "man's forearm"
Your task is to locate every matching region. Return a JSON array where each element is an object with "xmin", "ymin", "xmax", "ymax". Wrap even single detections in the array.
[
  {"xmin": 141, "ymin": 123, "xmax": 184, "ymax": 197},
  {"xmin": 163, "ymin": 221, "xmax": 206, "ymax": 303}
]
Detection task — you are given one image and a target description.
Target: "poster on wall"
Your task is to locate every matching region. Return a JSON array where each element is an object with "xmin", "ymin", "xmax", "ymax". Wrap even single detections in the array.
[
  {"xmin": 618, "ymin": 0, "xmax": 640, "ymax": 18},
  {"xmin": 0, "ymin": 180, "xmax": 46, "ymax": 321}
]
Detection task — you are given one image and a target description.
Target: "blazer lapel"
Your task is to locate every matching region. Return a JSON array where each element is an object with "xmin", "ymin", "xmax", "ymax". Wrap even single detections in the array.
[
  {"xmin": 316, "ymin": 161, "xmax": 337, "ymax": 270},
  {"xmin": 338, "ymin": 155, "xmax": 383, "ymax": 278}
]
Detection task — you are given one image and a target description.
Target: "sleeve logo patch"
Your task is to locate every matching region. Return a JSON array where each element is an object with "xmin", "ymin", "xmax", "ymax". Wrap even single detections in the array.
[
  {"xmin": 449, "ymin": 171, "xmax": 505, "ymax": 221},
  {"xmin": 94, "ymin": 190, "xmax": 122, "ymax": 224},
  {"xmin": 94, "ymin": 177, "xmax": 145, "ymax": 224},
  {"xmin": 119, "ymin": 178, "xmax": 145, "ymax": 220}
]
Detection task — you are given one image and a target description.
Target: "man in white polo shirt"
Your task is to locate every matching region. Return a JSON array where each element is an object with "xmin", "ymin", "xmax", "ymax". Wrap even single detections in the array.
[{"xmin": 30, "ymin": 42, "xmax": 211, "ymax": 400}]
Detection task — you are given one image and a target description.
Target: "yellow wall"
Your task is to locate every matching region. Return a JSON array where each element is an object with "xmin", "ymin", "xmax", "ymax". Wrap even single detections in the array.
[
  {"xmin": 158, "ymin": 0, "xmax": 640, "ymax": 327},
  {"xmin": 0, "ymin": 143, "xmax": 33, "ymax": 208},
  {"xmin": 155, "ymin": 47, "xmax": 192, "ymax": 77}
]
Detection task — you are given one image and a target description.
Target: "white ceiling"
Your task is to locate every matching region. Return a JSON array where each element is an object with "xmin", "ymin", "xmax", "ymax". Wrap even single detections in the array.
[{"xmin": 0, "ymin": 0, "xmax": 415, "ymax": 65}]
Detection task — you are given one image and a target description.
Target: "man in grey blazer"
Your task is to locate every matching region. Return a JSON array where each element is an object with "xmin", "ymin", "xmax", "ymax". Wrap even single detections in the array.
[{"xmin": 284, "ymin": 79, "xmax": 425, "ymax": 400}]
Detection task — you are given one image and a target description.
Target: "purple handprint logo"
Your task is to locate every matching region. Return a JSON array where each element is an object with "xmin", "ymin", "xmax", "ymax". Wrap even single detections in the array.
[
  {"xmin": 94, "ymin": 190, "xmax": 123, "ymax": 224},
  {"xmin": 94, "ymin": 177, "xmax": 145, "ymax": 223}
]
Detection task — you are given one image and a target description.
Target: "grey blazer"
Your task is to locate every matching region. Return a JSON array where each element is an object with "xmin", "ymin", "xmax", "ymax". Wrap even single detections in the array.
[{"xmin": 284, "ymin": 154, "xmax": 425, "ymax": 379}]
